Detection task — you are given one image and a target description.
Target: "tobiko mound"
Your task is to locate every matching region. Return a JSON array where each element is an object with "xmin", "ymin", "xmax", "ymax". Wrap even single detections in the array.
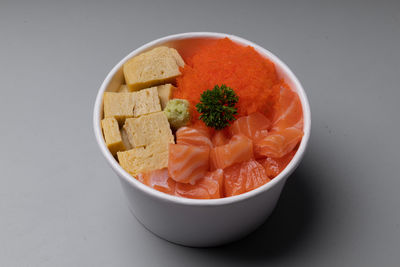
[{"xmin": 101, "ymin": 38, "xmax": 304, "ymax": 199}]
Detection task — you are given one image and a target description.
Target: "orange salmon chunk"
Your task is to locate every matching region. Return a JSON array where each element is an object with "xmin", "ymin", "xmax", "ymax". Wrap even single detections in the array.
[
  {"xmin": 168, "ymin": 144, "xmax": 210, "ymax": 184},
  {"xmin": 210, "ymin": 134, "xmax": 253, "ymax": 170},
  {"xmin": 254, "ymin": 127, "xmax": 303, "ymax": 158},
  {"xmin": 229, "ymin": 112, "xmax": 271, "ymax": 140},
  {"xmin": 224, "ymin": 159, "xmax": 270, "ymax": 197},
  {"xmin": 212, "ymin": 129, "xmax": 231, "ymax": 147},
  {"xmin": 273, "ymin": 85, "xmax": 303, "ymax": 131},
  {"xmin": 257, "ymin": 150, "xmax": 296, "ymax": 178},
  {"xmin": 137, "ymin": 168, "xmax": 176, "ymax": 195},
  {"xmin": 176, "ymin": 126, "xmax": 213, "ymax": 148},
  {"xmin": 175, "ymin": 169, "xmax": 224, "ymax": 199}
]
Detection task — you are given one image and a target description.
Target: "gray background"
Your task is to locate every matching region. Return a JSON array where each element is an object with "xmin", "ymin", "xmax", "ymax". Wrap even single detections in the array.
[{"xmin": 1, "ymin": 0, "xmax": 399, "ymax": 266}]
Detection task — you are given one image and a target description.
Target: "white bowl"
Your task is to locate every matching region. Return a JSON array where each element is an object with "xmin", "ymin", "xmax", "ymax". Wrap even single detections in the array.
[{"xmin": 93, "ymin": 32, "xmax": 311, "ymax": 247}]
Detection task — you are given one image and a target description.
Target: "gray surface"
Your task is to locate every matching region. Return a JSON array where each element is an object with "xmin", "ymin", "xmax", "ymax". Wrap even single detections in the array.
[{"xmin": 1, "ymin": 0, "xmax": 399, "ymax": 266}]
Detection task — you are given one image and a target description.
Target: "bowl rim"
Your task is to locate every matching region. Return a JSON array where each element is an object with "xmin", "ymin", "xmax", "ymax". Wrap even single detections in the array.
[{"xmin": 93, "ymin": 32, "xmax": 311, "ymax": 207}]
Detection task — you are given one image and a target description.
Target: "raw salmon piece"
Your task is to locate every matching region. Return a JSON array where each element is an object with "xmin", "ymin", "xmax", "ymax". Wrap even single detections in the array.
[
  {"xmin": 168, "ymin": 143, "xmax": 210, "ymax": 184},
  {"xmin": 224, "ymin": 159, "xmax": 270, "ymax": 197},
  {"xmin": 212, "ymin": 129, "xmax": 230, "ymax": 147},
  {"xmin": 273, "ymin": 85, "xmax": 303, "ymax": 131},
  {"xmin": 210, "ymin": 134, "xmax": 254, "ymax": 170},
  {"xmin": 254, "ymin": 127, "xmax": 303, "ymax": 158},
  {"xmin": 223, "ymin": 163, "xmax": 243, "ymax": 196},
  {"xmin": 258, "ymin": 150, "xmax": 296, "ymax": 178},
  {"xmin": 191, "ymin": 120, "xmax": 214, "ymax": 139},
  {"xmin": 230, "ymin": 112, "xmax": 271, "ymax": 139},
  {"xmin": 136, "ymin": 168, "xmax": 176, "ymax": 195},
  {"xmin": 175, "ymin": 169, "xmax": 224, "ymax": 199},
  {"xmin": 176, "ymin": 126, "xmax": 213, "ymax": 148}
]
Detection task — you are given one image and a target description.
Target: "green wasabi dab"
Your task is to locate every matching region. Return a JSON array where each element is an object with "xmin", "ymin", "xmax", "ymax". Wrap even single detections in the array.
[{"xmin": 164, "ymin": 99, "xmax": 190, "ymax": 129}]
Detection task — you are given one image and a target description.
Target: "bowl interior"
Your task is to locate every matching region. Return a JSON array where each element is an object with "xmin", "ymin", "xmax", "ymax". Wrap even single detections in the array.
[{"xmin": 94, "ymin": 32, "xmax": 311, "ymax": 206}]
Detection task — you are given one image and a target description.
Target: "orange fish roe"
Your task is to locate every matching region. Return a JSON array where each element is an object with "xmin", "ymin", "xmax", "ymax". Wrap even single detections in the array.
[{"xmin": 175, "ymin": 38, "xmax": 282, "ymax": 123}]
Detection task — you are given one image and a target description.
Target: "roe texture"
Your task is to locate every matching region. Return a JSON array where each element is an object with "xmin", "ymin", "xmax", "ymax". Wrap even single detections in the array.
[{"xmin": 175, "ymin": 38, "xmax": 282, "ymax": 122}]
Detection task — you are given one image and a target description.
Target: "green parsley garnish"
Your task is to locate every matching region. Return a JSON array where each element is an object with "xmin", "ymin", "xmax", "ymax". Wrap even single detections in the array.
[{"xmin": 195, "ymin": 84, "xmax": 238, "ymax": 130}]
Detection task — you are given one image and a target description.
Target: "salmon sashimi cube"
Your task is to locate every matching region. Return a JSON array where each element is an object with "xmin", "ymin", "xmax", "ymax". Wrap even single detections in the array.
[
  {"xmin": 229, "ymin": 112, "xmax": 271, "ymax": 140},
  {"xmin": 175, "ymin": 169, "xmax": 224, "ymax": 199},
  {"xmin": 136, "ymin": 168, "xmax": 176, "ymax": 195},
  {"xmin": 212, "ymin": 129, "xmax": 231, "ymax": 147},
  {"xmin": 273, "ymin": 85, "xmax": 303, "ymax": 131},
  {"xmin": 191, "ymin": 120, "xmax": 214, "ymax": 139},
  {"xmin": 176, "ymin": 126, "xmax": 213, "ymax": 148},
  {"xmin": 210, "ymin": 134, "xmax": 254, "ymax": 170},
  {"xmin": 168, "ymin": 143, "xmax": 210, "ymax": 184},
  {"xmin": 257, "ymin": 150, "xmax": 296, "ymax": 178},
  {"xmin": 224, "ymin": 159, "xmax": 270, "ymax": 197},
  {"xmin": 254, "ymin": 127, "xmax": 303, "ymax": 158}
]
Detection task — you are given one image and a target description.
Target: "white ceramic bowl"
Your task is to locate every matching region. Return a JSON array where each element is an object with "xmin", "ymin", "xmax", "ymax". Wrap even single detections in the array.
[{"xmin": 93, "ymin": 32, "xmax": 311, "ymax": 247}]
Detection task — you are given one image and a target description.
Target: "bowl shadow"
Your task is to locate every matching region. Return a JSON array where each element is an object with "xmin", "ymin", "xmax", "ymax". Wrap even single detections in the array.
[{"xmin": 198, "ymin": 162, "xmax": 320, "ymax": 262}]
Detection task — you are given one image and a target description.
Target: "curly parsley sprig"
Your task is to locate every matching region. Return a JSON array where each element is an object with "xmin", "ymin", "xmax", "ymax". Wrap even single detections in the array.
[{"xmin": 195, "ymin": 84, "xmax": 239, "ymax": 130}]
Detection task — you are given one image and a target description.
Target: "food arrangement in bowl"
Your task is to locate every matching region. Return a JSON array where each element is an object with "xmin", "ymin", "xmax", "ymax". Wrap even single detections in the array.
[
  {"xmin": 100, "ymin": 37, "xmax": 303, "ymax": 200},
  {"xmin": 94, "ymin": 32, "xmax": 310, "ymax": 246}
]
